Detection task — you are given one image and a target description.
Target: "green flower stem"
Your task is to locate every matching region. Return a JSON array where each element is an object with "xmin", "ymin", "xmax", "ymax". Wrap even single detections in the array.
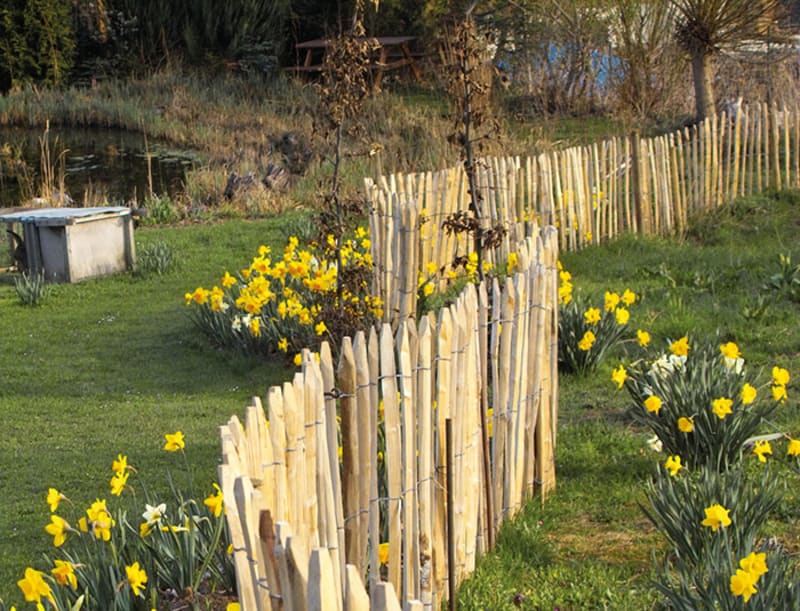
[
  {"xmin": 179, "ymin": 448, "xmax": 194, "ymax": 500},
  {"xmin": 193, "ymin": 513, "xmax": 226, "ymax": 592}
]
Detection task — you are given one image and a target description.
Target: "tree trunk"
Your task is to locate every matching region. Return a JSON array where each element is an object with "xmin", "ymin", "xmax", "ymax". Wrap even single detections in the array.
[{"xmin": 691, "ymin": 48, "xmax": 716, "ymax": 122}]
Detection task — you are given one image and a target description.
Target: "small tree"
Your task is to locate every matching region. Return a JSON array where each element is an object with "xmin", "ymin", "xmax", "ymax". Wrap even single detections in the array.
[
  {"xmin": 315, "ymin": 1, "xmax": 378, "ymax": 310},
  {"xmin": 441, "ymin": 4, "xmax": 505, "ymax": 281},
  {"xmin": 671, "ymin": 0, "xmax": 785, "ymax": 121},
  {"xmin": 609, "ymin": 0, "xmax": 687, "ymax": 120}
]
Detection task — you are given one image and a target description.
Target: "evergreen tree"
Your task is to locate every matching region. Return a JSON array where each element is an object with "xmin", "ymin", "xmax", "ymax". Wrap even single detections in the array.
[{"xmin": 0, "ymin": 0, "xmax": 75, "ymax": 91}]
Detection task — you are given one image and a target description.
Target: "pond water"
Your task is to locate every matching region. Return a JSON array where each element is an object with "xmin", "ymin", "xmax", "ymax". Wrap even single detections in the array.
[{"xmin": 0, "ymin": 126, "xmax": 200, "ymax": 207}]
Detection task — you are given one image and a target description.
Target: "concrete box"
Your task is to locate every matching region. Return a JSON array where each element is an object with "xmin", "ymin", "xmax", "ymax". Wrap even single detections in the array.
[{"xmin": 0, "ymin": 207, "xmax": 136, "ymax": 283}]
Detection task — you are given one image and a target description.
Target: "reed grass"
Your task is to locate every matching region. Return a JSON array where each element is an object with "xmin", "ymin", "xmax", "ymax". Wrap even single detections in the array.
[{"xmin": 0, "ymin": 68, "xmax": 631, "ymax": 218}]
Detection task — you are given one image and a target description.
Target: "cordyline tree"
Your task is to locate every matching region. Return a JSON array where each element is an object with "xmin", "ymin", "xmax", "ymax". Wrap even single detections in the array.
[{"xmin": 671, "ymin": 0, "xmax": 784, "ymax": 121}]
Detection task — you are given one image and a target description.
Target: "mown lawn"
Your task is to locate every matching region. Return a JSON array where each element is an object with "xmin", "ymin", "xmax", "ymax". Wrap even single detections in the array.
[{"xmin": 0, "ymin": 216, "xmax": 300, "ymax": 600}]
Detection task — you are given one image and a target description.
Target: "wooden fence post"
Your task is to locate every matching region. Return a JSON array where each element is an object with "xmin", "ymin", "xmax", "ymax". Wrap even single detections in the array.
[{"xmin": 630, "ymin": 131, "xmax": 651, "ymax": 234}]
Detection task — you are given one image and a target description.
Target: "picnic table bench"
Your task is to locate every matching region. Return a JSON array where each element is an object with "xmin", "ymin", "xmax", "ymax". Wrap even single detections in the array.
[{"xmin": 289, "ymin": 35, "xmax": 422, "ymax": 87}]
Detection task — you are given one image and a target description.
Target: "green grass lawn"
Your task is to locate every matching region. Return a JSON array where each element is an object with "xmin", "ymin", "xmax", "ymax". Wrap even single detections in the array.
[
  {"xmin": 1, "ymin": 191, "xmax": 799, "ymax": 607},
  {"xmin": 0, "ymin": 216, "xmax": 299, "ymax": 600}
]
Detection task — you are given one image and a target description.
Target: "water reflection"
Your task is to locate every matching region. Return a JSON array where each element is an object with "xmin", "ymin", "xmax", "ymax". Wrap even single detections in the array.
[{"xmin": 0, "ymin": 126, "xmax": 199, "ymax": 206}]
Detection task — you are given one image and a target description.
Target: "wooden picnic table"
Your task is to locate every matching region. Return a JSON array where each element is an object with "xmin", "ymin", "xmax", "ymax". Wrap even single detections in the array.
[{"xmin": 290, "ymin": 35, "xmax": 422, "ymax": 87}]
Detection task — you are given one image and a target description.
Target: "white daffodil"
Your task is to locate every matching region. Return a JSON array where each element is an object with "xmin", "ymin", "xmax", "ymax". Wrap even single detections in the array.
[
  {"xmin": 647, "ymin": 435, "xmax": 663, "ymax": 453},
  {"xmin": 143, "ymin": 503, "xmax": 167, "ymax": 525},
  {"xmin": 723, "ymin": 356, "xmax": 745, "ymax": 375},
  {"xmin": 650, "ymin": 354, "xmax": 674, "ymax": 378}
]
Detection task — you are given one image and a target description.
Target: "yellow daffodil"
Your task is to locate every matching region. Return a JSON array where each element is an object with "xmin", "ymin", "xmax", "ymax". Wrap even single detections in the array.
[
  {"xmin": 753, "ymin": 440, "xmax": 772, "ymax": 463},
  {"xmin": 615, "ymin": 308, "xmax": 630, "ymax": 325},
  {"xmin": 249, "ymin": 317, "xmax": 261, "ymax": 337},
  {"xmin": 46, "ymin": 487, "xmax": 66, "ymax": 513},
  {"xmin": 583, "ymin": 308, "xmax": 601, "ymax": 325},
  {"xmin": 677, "ymin": 417, "xmax": 694, "ymax": 433},
  {"xmin": 164, "ymin": 431, "xmax": 185, "ymax": 452},
  {"xmin": 17, "ymin": 567, "xmax": 55, "ymax": 605},
  {"xmin": 110, "ymin": 471, "xmax": 129, "ymax": 496},
  {"xmin": 51, "ymin": 560, "xmax": 77, "ymax": 589},
  {"xmin": 558, "ymin": 282, "xmax": 573, "ymax": 304},
  {"xmin": 92, "ymin": 513, "xmax": 114, "ymax": 542},
  {"xmin": 712, "ymin": 397, "xmax": 733, "ymax": 419},
  {"xmin": 644, "ymin": 396, "xmax": 663, "ymax": 415},
  {"xmin": 636, "ymin": 329, "xmax": 651, "ymax": 347},
  {"xmin": 730, "ymin": 568, "xmax": 758, "ymax": 602},
  {"xmin": 578, "ymin": 330, "xmax": 596, "ymax": 351},
  {"xmin": 741, "ymin": 383, "xmax": 757, "ymax": 405},
  {"xmin": 125, "ymin": 562, "xmax": 148, "ymax": 597},
  {"xmin": 139, "ymin": 522, "xmax": 153, "ymax": 537},
  {"xmin": 294, "ymin": 353, "xmax": 302, "ymax": 366},
  {"xmin": 506, "ymin": 252, "xmax": 518, "ymax": 273},
  {"xmin": 701, "ymin": 503, "xmax": 732, "ymax": 531},
  {"xmin": 315, "ymin": 321, "xmax": 328, "ymax": 336},
  {"xmin": 787, "ymin": 438, "xmax": 800, "ymax": 456},
  {"xmin": 221, "ymin": 271, "xmax": 237, "ymax": 288},
  {"xmin": 191, "ymin": 287, "xmax": 210, "ymax": 305},
  {"xmin": 111, "ymin": 453, "xmax": 127, "ymax": 475},
  {"xmin": 664, "ymin": 455, "xmax": 681, "ymax": 477},
  {"xmin": 204, "ymin": 483, "xmax": 224, "ymax": 518},
  {"xmin": 669, "ymin": 336, "xmax": 690, "ymax": 357},
  {"xmin": 423, "ymin": 282, "xmax": 435, "ymax": 297},
  {"xmin": 739, "ymin": 551, "xmax": 769, "ymax": 578},
  {"xmin": 772, "ymin": 384, "xmax": 788, "ymax": 403},
  {"xmin": 621, "ymin": 288, "xmax": 636, "ymax": 306},
  {"xmin": 378, "ymin": 542, "xmax": 389, "ymax": 565},
  {"xmin": 611, "ymin": 364, "xmax": 627, "ymax": 389},
  {"xmin": 277, "ymin": 337, "xmax": 288, "ymax": 352},
  {"xmin": 227, "ymin": 603, "xmax": 242, "ymax": 611},
  {"xmin": 772, "ymin": 366, "xmax": 790, "ymax": 387},
  {"xmin": 45, "ymin": 515, "xmax": 70, "ymax": 547},
  {"xmin": 604, "ymin": 291, "xmax": 621, "ymax": 312},
  {"xmin": 720, "ymin": 341, "xmax": 741, "ymax": 360}
]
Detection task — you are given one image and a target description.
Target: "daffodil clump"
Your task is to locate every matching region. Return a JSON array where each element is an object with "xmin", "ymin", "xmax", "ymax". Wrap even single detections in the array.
[
  {"xmin": 642, "ymin": 450, "xmax": 800, "ymax": 608},
  {"xmin": 628, "ymin": 336, "xmax": 800, "ymax": 607},
  {"xmin": 3, "ymin": 433, "xmax": 234, "ymax": 611},
  {"xmin": 557, "ymin": 264, "xmax": 638, "ymax": 374},
  {"xmin": 617, "ymin": 338, "xmax": 790, "ymax": 471},
  {"xmin": 184, "ymin": 228, "xmax": 382, "ymax": 361}
]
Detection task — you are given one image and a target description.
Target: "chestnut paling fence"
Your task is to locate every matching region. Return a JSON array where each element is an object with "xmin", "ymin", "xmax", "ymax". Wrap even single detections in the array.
[
  {"xmin": 219, "ymin": 101, "xmax": 797, "ymax": 609},
  {"xmin": 219, "ymin": 229, "xmax": 559, "ymax": 610},
  {"xmin": 366, "ymin": 102, "xmax": 798, "ymax": 323}
]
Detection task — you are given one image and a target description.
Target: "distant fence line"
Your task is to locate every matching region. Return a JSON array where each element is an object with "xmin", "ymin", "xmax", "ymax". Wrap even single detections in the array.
[
  {"xmin": 366, "ymin": 102, "xmax": 797, "ymax": 322},
  {"xmin": 219, "ymin": 229, "xmax": 559, "ymax": 610}
]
